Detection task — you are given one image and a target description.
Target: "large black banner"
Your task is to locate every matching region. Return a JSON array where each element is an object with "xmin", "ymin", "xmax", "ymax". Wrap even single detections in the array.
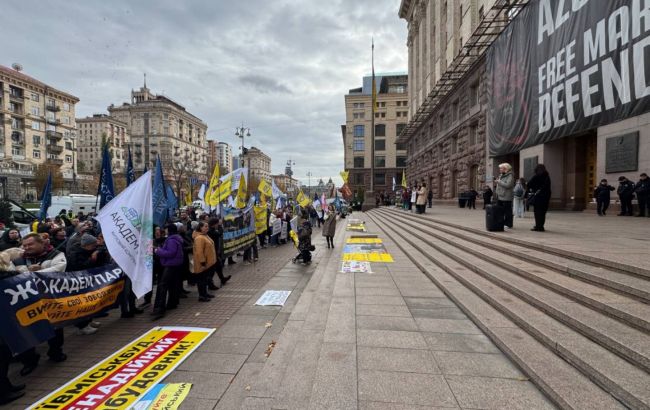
[
  {"xmin": 487, "ymin": 0, "xmax": 650, "ymax": 156},
  {"xmin": 222, "ymin": 204, "xmax": 256, "ymax": 257},
  {"xmin": 0, "ymin": 264, "xmax": 125, "ymax": 355}
]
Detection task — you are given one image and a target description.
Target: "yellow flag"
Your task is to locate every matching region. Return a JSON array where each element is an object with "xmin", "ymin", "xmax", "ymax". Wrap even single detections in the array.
[
  {"xmin": 258, "ymin": 179, "xmax": 273, "ymax": 198},
  {"xmin": 212, "ymin": 175, "xmax": 232, "ymax": 204},
  {"xmin": 235, "ymin": 173, "xmax": 247, "ymax": 208},
  {"xmin": 205, "ymin": 164, "xmax": 220, "ymax": 205},
  {"xmin": 254, "ymin": 205, "xmax": 267, "ymax": 234},
  {"xmin": 401, "ymin": 170, "xmax": 406, "ymax": 187},
  {"xmin": 340, "ymin": 171, "xmax": 349, "ymax": 184},
  {"xmin": 185, "ymin": 185, "xmax": 193, "ymax": 206},
  {"xmin": 296, "ymin": 189, "xmax": 310, "ymax": 208}
]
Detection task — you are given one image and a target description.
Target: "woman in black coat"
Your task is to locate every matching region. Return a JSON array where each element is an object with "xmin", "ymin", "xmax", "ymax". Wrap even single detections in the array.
[{"xmin": 527, "ymin": 164, "xmax": 552, "ymax": 232}]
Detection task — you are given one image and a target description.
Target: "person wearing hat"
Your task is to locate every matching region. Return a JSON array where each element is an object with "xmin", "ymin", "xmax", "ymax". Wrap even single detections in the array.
[
  {"xmin": 634, "ymin": 173, "xmax": 649, "ymax": 217},
  {"xmin": 594, "ymin": 179, "xmax": 615, "ymax": 216},
  {"xmin": 616, "ymin": 176, "xmax": 635, "ymax": 216}
]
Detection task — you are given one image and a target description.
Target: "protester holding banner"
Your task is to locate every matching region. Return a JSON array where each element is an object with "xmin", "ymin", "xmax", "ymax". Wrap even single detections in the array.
[
  {"xmin": 152, "ymin": 223, "xmax": 184, "ymax": 320},
  {"xmin": 192, "ymin": 222, "xmax": 217, "ymax": 302}
]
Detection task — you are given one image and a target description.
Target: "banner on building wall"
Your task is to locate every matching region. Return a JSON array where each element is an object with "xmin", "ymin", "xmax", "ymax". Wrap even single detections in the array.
[
  {"xmin": 0, "ymin": 264, "xmax": 125, "ymax": 355},
  {"xmin": 222, "ymin": 204, "xmax": 257, "ymax": 256},
  {"xmin": 486, "ymin": 0, "xmax": 650, "ymax": 156},
  {"xmin": 29, "ymin": 327, "xmax": 213, "ymax": 410}
]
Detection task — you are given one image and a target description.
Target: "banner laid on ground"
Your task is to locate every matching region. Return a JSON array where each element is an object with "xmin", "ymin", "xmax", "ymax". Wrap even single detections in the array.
[
  {"xmin": 96, "ymin": 170, "xmax": 154, "ymax": 298},
  {"xmin": 486, "ymin": 0, "xmax": 650, "ymax": 156},
  {"xmin": 0, "ymin": 264, "xmax": 125, "ymax": 355},
  {"xmin": 347, "ymin": 237, "xmax": 382, "ymax": 244},
  {"xmin": 222, "ymin": 204, "xmax": 256, "ymax": 257},
  {"xmin": 342, "ymin": 243, "xmax": 394, "ymax": 263},
  {"xmin": 346, "ymin": 219, "xmax": 367, "ymax": 232},
  {"xmin": 340, "ymin": 261, "xmax": 373, "ymax": 274},
  {"xmin": 29, "ymin": 326, "xmax": 214, "ymax": 410},
  {"xmin": 133, "ymin": 383, "xmax": 192, "ymax": 410},
  {"xmin": 255, "ymin": 290, "xmax": 291, "ymax": 306}
]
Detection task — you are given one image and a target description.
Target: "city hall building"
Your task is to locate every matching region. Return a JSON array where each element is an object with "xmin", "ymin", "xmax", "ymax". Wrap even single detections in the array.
[{"xmin": 400, "ymin": 0, "xmax": 650, "ymax": 210}]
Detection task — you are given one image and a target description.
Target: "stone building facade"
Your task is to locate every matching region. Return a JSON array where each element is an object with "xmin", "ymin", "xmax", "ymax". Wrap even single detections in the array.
[
  {"xmin": 242, "ymin": 146, "xmax": 271, "ymax": 183},
  {"xmin": 76, "ymin": 114, "xmax": 129, "ymax": 173},
  {"xmin": 0, "ymin": 64, "xmax": 79, "ymax": 200},
  {"xmin": 342, "ymin": 73, "xmax": 409, "ymax": 198},
  {"xmin": 108, "ymin": 83, "xmax": 208, "ymax": 180}
]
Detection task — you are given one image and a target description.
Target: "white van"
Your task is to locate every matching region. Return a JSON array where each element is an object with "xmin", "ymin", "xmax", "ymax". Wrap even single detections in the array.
[{"xmin": 49, "ymin": 194, "xmax": 98, "ymax": 217}]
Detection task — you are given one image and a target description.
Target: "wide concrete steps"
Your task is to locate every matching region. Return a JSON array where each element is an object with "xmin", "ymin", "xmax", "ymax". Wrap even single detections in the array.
[{"xmin": 368, "ymin": 209, "xmax": 650, "ymax": 410}]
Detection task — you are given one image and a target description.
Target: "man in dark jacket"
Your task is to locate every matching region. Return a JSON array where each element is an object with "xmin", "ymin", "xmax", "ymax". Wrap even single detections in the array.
[
  {"xmin": 207, "ymin": 218, "xmax": 231, "ymax": 289},
  {"xmin": 594, "ymin": 179, "xmax": 615, "ymax": 216},
  {"xmin": 482, "ymin": 186, "xmax": 493, "ymax": 209},
  {"xmin": 634, "ymin": 173, "xmax": 649, "ymax": 217},
  {"xmin": 152, "ymin": 223, "xmax": 184, "ymax": 319},
  {"xmin": 617, "ymin": 176, "xmax": 635, "ymax": 216}
]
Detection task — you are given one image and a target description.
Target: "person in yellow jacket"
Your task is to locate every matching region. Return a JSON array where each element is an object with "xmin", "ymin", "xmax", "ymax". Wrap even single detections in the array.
[{"xmin": 192, "ymin": 221, "xmax": 217, "ymax": 302}]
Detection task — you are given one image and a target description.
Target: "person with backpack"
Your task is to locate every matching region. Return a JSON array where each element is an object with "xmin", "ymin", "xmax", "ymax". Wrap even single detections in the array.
[
  {"xmin": 594, "ymin": 179, "xmax": 615, "ymax": 216},
  {"xmin": 513, "ymin": 178, "xmax": 527, "ymax": 218}
]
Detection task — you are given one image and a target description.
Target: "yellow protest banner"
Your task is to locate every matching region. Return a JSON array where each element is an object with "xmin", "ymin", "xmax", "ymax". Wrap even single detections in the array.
[
  {"xmin": 254, "ymin": 205, "xmax": 267, "ymax": 234},
  {"xmin": 211, "ymin": 175, "xmax": 232, "ymax": 204},
  {"xmin": 205, "ymin": 164, "xmax": 220, "ymax": 206},
  {"xmin": 235, "ymin": 173, "xmax": 247, "ymax": 208},
  {"xmin": 29, "ymin": 327, "xmax": 214, "ymax": 410},
  {"xmin": 346, "ymin": 238, "xmax": 383, "ymax": 244},
  {"xmin": 258, "ymin": 179, "xmax": 273, "ymax": 198},
  {"xmin": 296, "ymin": 189, "xmax": 310, "ymax": 208},
  {"xmin": 146, "ymin": 383, "xmax": 192, "ymax": 410},
  {"xmin": 342, "ymin": 253, "xmax": 394, "ymax": 263}
]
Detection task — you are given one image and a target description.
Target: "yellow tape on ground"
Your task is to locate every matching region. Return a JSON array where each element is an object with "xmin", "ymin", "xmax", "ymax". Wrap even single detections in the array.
[
  {"xmin": 346, "ymin": 238, "xmax": 383, "ymax": 244},
  {"xmin": 342, "ymin": 252, "xmax": 394, "ymax": 263}
]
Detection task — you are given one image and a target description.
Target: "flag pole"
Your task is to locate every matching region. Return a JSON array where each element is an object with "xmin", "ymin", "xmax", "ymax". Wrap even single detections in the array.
[{"xmin": 370, "ymin": 37, "xmax": 376, "ymax": 195}]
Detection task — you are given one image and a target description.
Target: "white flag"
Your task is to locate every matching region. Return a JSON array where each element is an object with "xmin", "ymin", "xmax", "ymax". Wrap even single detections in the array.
[
  {"xmin": 96, "ymin": 171, "xmax": 154, "ymax": 298},
  {"xmin": 197, "ymin": 183, "xmax": 209, "ymax": 213},
  {"xmin": 221, "ymin": 168, "xmax": 248, "ymax": 191},
  {"xmin": 271, "ymin": 179, "xmax": 284, "ymax": 199}
]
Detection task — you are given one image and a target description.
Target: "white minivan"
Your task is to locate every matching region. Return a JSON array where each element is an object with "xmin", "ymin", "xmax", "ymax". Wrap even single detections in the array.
[{"xmin": 49, "ymin": 194, "xmax": 98, "ymax": 217}]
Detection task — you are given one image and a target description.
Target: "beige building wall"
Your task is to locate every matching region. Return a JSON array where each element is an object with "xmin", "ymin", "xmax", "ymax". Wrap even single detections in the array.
[
  {"xmin": 343, "ymin": 75, "xmax": 408, "ymax": 195},
  {"xmin": 76, "ymin": 115, "xmax": 129, "ymax": 173},
  {"xmin": 108, "ymin": 85, "xmax": 208, "ymax": 179},
  {"xmin": 0, "ymin": 65, "xmax": 79, "ymax": 199},
  {"xmin": 401, "ymin": 0, "xmax": 497, "ymax": 120},
  {"xmin": 243, "ymin": 146, "xmax": 271, "ymax": 183}
]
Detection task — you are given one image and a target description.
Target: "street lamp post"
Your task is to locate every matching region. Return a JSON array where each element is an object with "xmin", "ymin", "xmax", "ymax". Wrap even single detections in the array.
[
  {"xmin": 306, "ymin": 171, "xmax": 313, "ymax": 197},
  {"xmin": 235, "ymin": 124, "xmax": 251, "ymax": 192}
]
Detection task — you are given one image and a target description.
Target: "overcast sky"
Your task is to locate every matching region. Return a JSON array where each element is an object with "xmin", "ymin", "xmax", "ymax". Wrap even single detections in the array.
[{"xmin": 3, "ymin": 0, "xmax": 406, "ymax": 186}]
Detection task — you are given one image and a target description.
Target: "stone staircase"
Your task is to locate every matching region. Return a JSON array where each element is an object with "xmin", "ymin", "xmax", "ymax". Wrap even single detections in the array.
[{"xmin": 367, "ymin": 207, "xmax": 650, "ymax": 410}]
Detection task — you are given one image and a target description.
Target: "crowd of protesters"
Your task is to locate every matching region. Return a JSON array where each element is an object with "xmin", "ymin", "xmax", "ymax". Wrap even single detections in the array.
[{"xmin": 0, "ymin": 200, "xmax": 340, "ymax": 405}]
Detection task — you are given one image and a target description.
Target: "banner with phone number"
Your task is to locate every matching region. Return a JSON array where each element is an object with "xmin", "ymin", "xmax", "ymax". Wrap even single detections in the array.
[
  {"xmin": 0, "ymin": 263, "xmax": 125, "ymax": 355},
  {"xmin": 29, "ymin": 327, "xmax": 213, "ymax": 410}
]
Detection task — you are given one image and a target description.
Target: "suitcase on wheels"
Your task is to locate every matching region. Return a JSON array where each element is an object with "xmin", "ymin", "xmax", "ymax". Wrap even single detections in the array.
[{"xmin": 486, "ymin": 204, "xmax": 505, "ymax": 232}]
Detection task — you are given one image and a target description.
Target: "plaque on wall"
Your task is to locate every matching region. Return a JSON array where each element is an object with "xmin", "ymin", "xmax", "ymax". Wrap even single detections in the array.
[
  {"xmin": 523, "ymin": 156, "xmax": 538, "ymax": 180},
  {"xmin": 606, "ymin": 132, "xmax": 639, "ymax": 174}
]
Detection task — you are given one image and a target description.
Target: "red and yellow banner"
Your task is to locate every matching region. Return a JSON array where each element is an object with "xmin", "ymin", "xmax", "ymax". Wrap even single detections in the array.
[{"xmin": 29, "ymin": 326, "xmax": 214, "ymax": 410}]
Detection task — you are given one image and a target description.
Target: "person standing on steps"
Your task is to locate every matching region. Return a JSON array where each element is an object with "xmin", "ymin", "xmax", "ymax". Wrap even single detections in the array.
[
  {"xmin": 467, "ymin": 188, "xmax": 478, "ymax": 210},
  {"xmin": 527, "ymin": 164, "xmax": 552, "ymax": 232},
  {"xmin": 410, "ymin": 185, "xmax": 417, "ymax": 212},
  {"xmin": 594, "ymin": 179, "xmax": 615, "ymax": 216},
  {"xmin": 617, "ymin": 176, "xmax": 635, "ymax": 216},
  {"xmin": 495, "ymin": 163, "xmax": 515, "ymax": 230},
  {"xmin": 427, "ymin": 188, "xmax": 433, "ymax": 208},
  {"xmin": 513, "ymin": 178, "xmax": 527, "ymax": 218},
  {"xmin": 416, "ymin": 183, "xmax": 428, "ymax": 214},
  {"xmin": 322, "ymin": 204, "xmax": 337, "ymax": 248},
  {"xmin": 482, "ymin": 186, "xmax": 493, "ymax": 209},
  {"xmin": 634, "ymin": 173, "xmax": 649, "ymax": 217}
]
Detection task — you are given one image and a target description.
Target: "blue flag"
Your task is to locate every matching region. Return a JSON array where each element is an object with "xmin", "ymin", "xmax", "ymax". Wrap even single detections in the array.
[
  {"xmin": 152, "ymin": 156, "xmax": 168, "ymax": 227},
  {"xmin": 166, "ymin": 184, "xmax": 178, "ymax": 219},
  {"xmin": 97, "ymin": 144, "xmax": 115, "ymax": 209},
  {"xmin": 38, "ymin": 171, "xmax": 52, "ymax": 221},
  {"xmin": 126, "ymin": 146, "xmax": 135, "ymax": 186}
]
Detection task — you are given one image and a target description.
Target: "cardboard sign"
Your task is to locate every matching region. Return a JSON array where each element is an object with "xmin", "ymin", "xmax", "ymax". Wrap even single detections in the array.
[
  {"xmin": 255, "ymin": 290, "xmax": 291, "ymax": 306},
  {"xmin": 29, "ymin": 327, "xmax": 214, "ymax": 410},
  {"xmin": 133, "ymin": 383, "xmax": 192, "ymax": 410},
  {"xmin": 340, "ymin": 261, "xmax": 373, "ymax": 273}
]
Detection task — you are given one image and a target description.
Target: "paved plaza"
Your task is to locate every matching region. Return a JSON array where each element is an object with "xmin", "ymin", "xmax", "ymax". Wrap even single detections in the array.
[{"xmin": 11, "ymin": 206, "xmax": 650, "ymax": 409}]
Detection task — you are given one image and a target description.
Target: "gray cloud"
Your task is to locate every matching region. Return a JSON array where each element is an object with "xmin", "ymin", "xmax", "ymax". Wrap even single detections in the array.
[
  {"xmin": 239, "ymin": 74, "xmax": 292, "ymax": 94},
  {"xmin": 1, "ymin": 0, "xmax": 406, "ymax": 185}
]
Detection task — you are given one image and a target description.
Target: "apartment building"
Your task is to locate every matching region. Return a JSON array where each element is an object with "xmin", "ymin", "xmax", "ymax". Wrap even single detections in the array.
[
  {"xmin": 76, "ymin": 114, "xmax": 129, "ymax": 173},
  {"xmin": 217, "ymin": 141, "xmax": 233, "ymax": 174},
  {"xmin": 0, "ymin": 64, "xmax": 79, "ymax": 200}
]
